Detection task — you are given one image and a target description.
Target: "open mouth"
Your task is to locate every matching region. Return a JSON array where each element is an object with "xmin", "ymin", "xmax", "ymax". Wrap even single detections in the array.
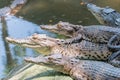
[
  {"xmin": 6, "ymin": 37, "xmax": 40, "ymax": 47},
  {"xmin": 6, "ymin": 34, "xmax": 59, "ymax": 48},
  {"xmin": 40, "ymin": 25, "xmax": 57, "ymax": 30}
]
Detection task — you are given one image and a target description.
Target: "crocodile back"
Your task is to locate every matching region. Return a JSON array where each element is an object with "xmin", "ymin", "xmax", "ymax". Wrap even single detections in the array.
[
  {"xmin": 54, "ymin": 40, "xmax": 112, "ymax": 61},
  {"xmin": 70, "ymin": 60, "xmax": 120, "ymax": 80},
  {"xmin": 101, "ymin": 10, "xmax": 120, "ymax": 27},
  {"xmin": 78, "ymin": 25, "xmax": 120, "ymax": 43}
]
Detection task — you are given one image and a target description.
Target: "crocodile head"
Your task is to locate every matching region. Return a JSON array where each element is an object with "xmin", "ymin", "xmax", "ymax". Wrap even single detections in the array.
[
  {"xmin": 6, "ymin": 33, "xmax": 60, "ymax": 54},
  {"xmin": 24, "ymin": 53, "xmax": 78, "ymax": 74},
  {"xmin": 24, "ymin": 53, "xmax": 65, "ymax": 72},
  {"xmin": 87, "ymin": 3, "xmax": 115, "ymax": 25},
  {"xmin": 6, "ymin": 33, "xmax": 81, "ymax": 58},
  {"xmin": 25, "ymin": 53, "xmax": 120, "ymax": 80},
  {"xmin": 40, "ymin": 21, "xmax": 83, "ymax": 37}
]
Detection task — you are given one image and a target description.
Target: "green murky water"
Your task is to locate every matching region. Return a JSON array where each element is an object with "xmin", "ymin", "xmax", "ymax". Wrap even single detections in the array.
[
  {"xmin": 0, "ymin": 0, "xmax": 13, "ymax": 8},
  {"xmin": 16, "ymin": 0, "xmax": 120, "ymax": 25},
  {"xmin": 0, "ymin": 0, "xmax": 120, "ymax": 79}
]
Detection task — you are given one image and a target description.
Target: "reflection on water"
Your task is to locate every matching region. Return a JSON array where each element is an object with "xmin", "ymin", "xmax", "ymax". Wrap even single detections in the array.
[
  {"xmin": 6, "ymin": 16, "xmax": 55, "ymax": 38},
  {"xmin": 1, "ymin": 16, "xmax": 14, "ymax": 78},
  {"xmin": 0, "ymin": 15, "xmax": 55, "ymax": 78},
  {"xmin": 0, "ymin": 0, "xmax": 120, "ymax": 79}
]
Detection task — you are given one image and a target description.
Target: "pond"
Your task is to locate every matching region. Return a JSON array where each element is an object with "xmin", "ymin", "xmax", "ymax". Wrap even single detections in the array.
[{"xmin": 0, "ymin": 0, "xmax": 120, "ymax": 79}]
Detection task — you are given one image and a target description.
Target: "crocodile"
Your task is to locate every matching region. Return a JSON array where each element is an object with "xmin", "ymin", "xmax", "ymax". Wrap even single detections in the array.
[
  {"xmin": 5, "ymin": 33, "xmax": 120, "ymax": 67},
  {"xmin": 41, "ymin": 21, "xmax": 120, "ymax": 61},
  {"xmin": 87, "ymin": 3, "xmax": 120, "ymax": 27},
  {"xmin": 107, "ymin": 33, "xmax": 120, "ymax": 61},
  {"xmin": 40, "ymin": 21, "xmax": 120, "ymax": 44},
  {"xmin": 24, "ymin": 53, "xmax": 120, "ymax": 80},
  {"xmin": 86, "ymin": 3, "xmax": 120, "ymax": 52},
  {"xmin": 40, "ymin": 21, "xmax": 80, "ymax": 37},
  {"xmin": 86, "ymin": 3, "xmax": 120, "ymax": 51}
]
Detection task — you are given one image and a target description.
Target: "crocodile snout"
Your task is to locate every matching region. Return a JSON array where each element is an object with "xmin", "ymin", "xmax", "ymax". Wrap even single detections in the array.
[{"xmin": 87, "ymin": 3, "xmax": 102, "ymax": 14}]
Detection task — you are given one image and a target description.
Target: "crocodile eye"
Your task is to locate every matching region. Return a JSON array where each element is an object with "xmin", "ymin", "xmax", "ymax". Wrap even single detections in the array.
[
  {"xmin": 57, "ymin": 24, "xmax": 62, "ymax": 29},
  {"xmin": 32, "ymin": 35, "xmax": 38, "ymax": 39}
]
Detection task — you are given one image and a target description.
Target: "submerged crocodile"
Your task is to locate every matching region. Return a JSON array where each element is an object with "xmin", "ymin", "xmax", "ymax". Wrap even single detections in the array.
[
  {"xmin": 24, "ymin": 53, "xmax": 120, "ymax": 80},
  {"xmin": 6, "ymin": 33, "xmax": 120, "ymax": 67},
  {"xmin": 87, "ymin": 3, "xmax": 120, "ymax": 27}
]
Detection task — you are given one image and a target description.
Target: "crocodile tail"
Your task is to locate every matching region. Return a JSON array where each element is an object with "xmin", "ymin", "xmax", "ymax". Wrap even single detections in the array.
[
  {"xmin": 107, "ymin": 34, "xmax": 120, "ymax": 50},
  {"xmin": 108, "ymin": 50, "xmax": 120, "ymax": 61}
]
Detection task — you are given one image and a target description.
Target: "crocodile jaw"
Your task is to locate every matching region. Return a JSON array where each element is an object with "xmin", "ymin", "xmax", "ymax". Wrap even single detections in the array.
[
  {"xmin": 6, "ymin": 37, "xmax": 39, "ymax": 48},
  {"xmin": 6, "ymin": 33, "xmax": 59, "ymax": 53},
  {"xmin": 87, "ymin": 3, "xmax": 105, "ymax": 24},
  {"xmin": 40, "ymin": 21, "xmax": 77, "ymax": 37},
  {"xmin": 24, "ymin": 53, "xmax": 69, "ymax": 74},
  {"xmin": 24, "ymin": 53, "xmax": 63, "ymax": 65}
]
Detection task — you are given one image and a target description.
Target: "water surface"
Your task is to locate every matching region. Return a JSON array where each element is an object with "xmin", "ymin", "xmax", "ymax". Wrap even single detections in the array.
[
  {"xmin": 17, "ymin": 0, "xmax": 120, "ymax": 25},
  {"xmin": 0, "ymin": 0, "xmax": 13, "ymax": 8},
  {"xmin": 0, "ymin": 15, "xmax": 55, "ymax": 78}
]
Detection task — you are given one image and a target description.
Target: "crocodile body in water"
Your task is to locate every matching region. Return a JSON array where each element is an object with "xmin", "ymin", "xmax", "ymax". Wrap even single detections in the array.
[
  {"xmin": 25, "ymin": 53, "xmax": 120, "ymax": 80},
  {"xmin": 6, "ymin": 33, "xmax": 120, "ymax": 67},
  {"xmin": 87, "ymin": 3, "xmax": 120, "ymax": 27}
]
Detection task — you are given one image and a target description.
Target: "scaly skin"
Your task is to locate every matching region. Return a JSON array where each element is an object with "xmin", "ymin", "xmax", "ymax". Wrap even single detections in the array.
[
  {"xmin": 40, "ymin": 21, "xmax": 120, "ymax": 44},
  {"xmin": 6, "ymin": 33, "xmax": 111, "ymax": 60},
  {"xmin": 86, "ymin": 4, "xmax": 120, "ymax": 58},
  {"xmin": 107, "ymin": 33, "xmax": 120, "ymax": 61},
  {"xmin": 5, "ymin": 33, "xmax": 120, "ymax": 67},
  {"xmin": 108, "ymin": 33, "xmax": 120, "ymax": 50},
  {"xmin": 40, "ymin": 21, "xmax": 81, "ymax": 37},
  {"xmin": 87, "ymin": 3, "xmax": 120, "ymax": 27},
  {"xmin": 24, "ymin": 53, "xmax": 120, "ymax": 80},
  {"xmin": 41, "ymin": 22, "xmax": 120, "ymax": 63}
]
